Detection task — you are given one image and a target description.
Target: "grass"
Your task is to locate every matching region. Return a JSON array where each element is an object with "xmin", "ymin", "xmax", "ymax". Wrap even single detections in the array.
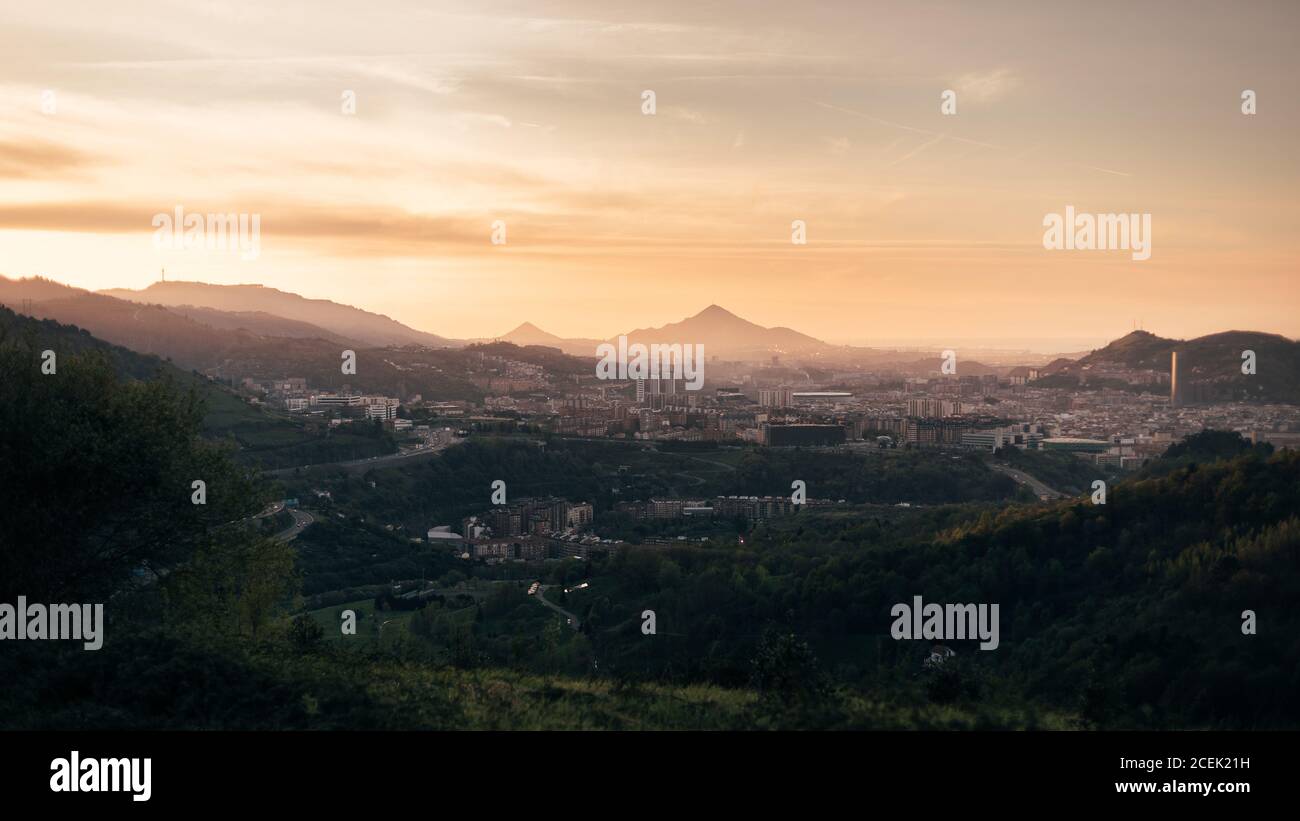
[{"xmin": 303, "ymin": 598, "xmax": 423, "ymax": 646}]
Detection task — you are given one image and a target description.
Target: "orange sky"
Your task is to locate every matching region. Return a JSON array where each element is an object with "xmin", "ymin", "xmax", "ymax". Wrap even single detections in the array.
[{"xmin": 1, "ymin": 0, "xmax": 1297, "ymax": 349}]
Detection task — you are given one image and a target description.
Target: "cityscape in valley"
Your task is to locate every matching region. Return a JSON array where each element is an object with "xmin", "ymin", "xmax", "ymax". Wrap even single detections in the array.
[
  {"xmin": 3, "ymin": 1, "xmax": 1299, "ymax": 755},
  {"xmin": 4, "ymin": 257, "xmax": 1299, "ymax": 738}
]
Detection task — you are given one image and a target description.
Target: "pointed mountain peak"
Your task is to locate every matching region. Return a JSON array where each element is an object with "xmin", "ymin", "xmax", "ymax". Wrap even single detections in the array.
[
  {"xmin": 695, "ymin": 304, "xmax": 739, "ymax": 319},
  {"xmin": 500, "ymin": 321, "xmax": 563, "ymax": 343}
]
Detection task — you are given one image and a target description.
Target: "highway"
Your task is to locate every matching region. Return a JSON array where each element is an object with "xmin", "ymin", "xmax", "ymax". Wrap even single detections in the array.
[
  {"xmin": 534, "ymin": 585, "xmax": 581, "ymax": 630},
  {"xmin": 271, "ymin": 508, "xmax": 315, "ymax": 541},
  {"xmin": 265, "ymin": 437, "xmax": 461, "ymax": 477},
  {"xmin": 989, "ymin": 463, "xmax": 1065, "ymax": 500}
]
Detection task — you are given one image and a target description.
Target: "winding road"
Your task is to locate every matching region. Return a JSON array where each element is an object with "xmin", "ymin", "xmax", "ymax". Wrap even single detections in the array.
[
  {"xmin": 989, "ymin": 463, "xmax": 1065, "ymax": 500},
  {"xmin": 535, "ymin": 585, "xmax": 581, "ymax": 630},
  {"xmin": 271, "ymin": 508, "xmax": 315, "ymax": 541}
]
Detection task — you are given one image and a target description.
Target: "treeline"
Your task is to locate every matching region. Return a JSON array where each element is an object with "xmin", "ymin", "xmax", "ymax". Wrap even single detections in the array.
[
  {"xmin": 298, "ymin": 437, "xmax": 1025, "ymax": 542},
  {"xmin": 725, "ymin": 448, "xmax": 1018, "ymax": 504},
  {"xmin": 568, "ymin": 444, "xmax": 1300, "ymax": 728}
]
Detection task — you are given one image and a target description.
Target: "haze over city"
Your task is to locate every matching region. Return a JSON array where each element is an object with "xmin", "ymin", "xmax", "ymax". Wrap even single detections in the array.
[
  {"xmin": 2, "ymin": 0, "xmax": 1298, "ymax": 348},
  {"xmin": 6, "ymin": 0, "xmax": 1300, "ymax": 795}
]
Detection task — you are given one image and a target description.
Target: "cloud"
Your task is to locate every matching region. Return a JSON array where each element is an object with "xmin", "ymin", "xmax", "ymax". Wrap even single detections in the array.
[
  {"xmin": 0, "ymin": 140, "xmax": 102, "ymax": 179},
  {"xmin": 665, "ymin": 106, "xmax": 712, "ymax": 124},
  {"xmin": 825, "ymin": 136, "xmax": 850, "ymax": 155},
  {"xmin": 953, "ymin": 68, "xmax": 1018, "ymax": 103}
]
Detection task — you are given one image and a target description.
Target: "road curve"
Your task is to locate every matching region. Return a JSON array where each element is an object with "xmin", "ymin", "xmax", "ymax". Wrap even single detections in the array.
[
  {"xmin": 272, "ymin": 508, "xmax": 315, "ymax": 542},
  {"xmin": 989, "ymin": 463, "xmax": 1065, "ymax": 500},
  {"xmin": 535, "ymin": 585, "xmax": 581, "ymax": 630}
]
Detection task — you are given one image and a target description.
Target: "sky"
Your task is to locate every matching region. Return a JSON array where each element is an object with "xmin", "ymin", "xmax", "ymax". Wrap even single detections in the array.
[{"xmin": 1, "ymin": 0, "xmax": 1297, "ymax": 351}]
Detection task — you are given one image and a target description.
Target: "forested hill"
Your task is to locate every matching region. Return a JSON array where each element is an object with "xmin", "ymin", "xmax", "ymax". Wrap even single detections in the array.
[
  {"xmin": 0, "ymin": 304, "xmax": 294, "ymax": 443},
  {"xmin": 1058, "ymin": 329, "xmax": 1300, "ymax": 402},
  {"xmin": 619, "ymin": 447, "xmax": 1300, "ymax": 728}
]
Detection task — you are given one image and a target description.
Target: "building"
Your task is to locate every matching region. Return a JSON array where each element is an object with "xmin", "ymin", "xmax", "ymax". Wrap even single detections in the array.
[
  {"xmin": 714, "ymin": 495, "xmax": 797, "ymax": 521},
  {"xmin": 567, "ymin": 503, "xmax": 594, "ymax": 529},
  {"xmin": 907, "ymin": 398, "xmax": 964, "ymax": 417},
  {"xmin": 792, "ymin": 391, "xmax": 853, "ymax": 405},
  {"xmin": 1250, "ymin": 431, "xmax": 1300, "ymax": 452},
  {"xmin": 961, "ymin": 429, "xmax": 1008, "ymax": 451},
  {"xmin": 758, "ymin": 387, "xmax": 795, "ymax": 408},
  {"xmin": 426, "ymin": 526, "xmax": 465, "ymax": 547},
  {"xmin": 648, "ymin": 499, "xmax": 685, "ymax": 519},
  {"xmin": 763, "ymin": 424, "xmax": 846, "ymax": 447},
  {"xmin": 962, "ymin": 423, "xmax": 1045, "ymax": 451},
  {"xmin": 1041, "ymin": 437, "xmax": 1110, "ymax": 453},
  {"xmin": 313, "ymin": 393, "xmax": 363, "ymax": 407},
  {"xmin": 1170, "ymin": 351, "xmax": 1182, "ymax": 407}
]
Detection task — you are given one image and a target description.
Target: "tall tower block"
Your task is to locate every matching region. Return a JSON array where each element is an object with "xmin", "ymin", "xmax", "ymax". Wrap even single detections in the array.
[{"xmin": 1170, "ymin": 351, "xmax": 1181, "ymax": 407}]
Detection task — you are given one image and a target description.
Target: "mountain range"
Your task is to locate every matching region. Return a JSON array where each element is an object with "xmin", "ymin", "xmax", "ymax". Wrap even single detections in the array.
[
  {"xmin": 100, "ymin": 281, "xmax": 457, "ymax": 349},
  {"xmin": 3, "ymin": 275, "xmax": 1296, "ymax": 402},
  {"xmin": 496, "ymin": 304, "xmax": 844, "ymax": 360}
]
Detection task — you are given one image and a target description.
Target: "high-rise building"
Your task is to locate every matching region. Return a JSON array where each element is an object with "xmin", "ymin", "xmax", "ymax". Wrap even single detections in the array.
[
  {"xmin": 1170, "ymin": 351, "xmax": 1182, "ymax": 407},
  {"xmin": 758, "ymin": 387, "xmax": 794, "ymax": 408},
  {"xmin": 907, "ymin": 398, "xmax": 963, "ymax": 417},
  {"xmin": 763, "ymin": 424, "xmax": 846, "ymax": 447}
]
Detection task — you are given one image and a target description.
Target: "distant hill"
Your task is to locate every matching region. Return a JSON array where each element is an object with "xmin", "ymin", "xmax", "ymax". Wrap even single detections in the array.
[
  {"xmin": 0, "ymin": 275, "xmax": 80, "ymax": 302},
  {"xmin": 165, "ymin": 304, "xmax": 360, "ymax": 347},
  {"xmin": 491, "ymin": 321, "xmax": 604, "ymax": 357},
  {"xmin": 1049, "ymin": 329, "xmax": 1300, "ymax": 403},
  {"xmin": 1, "ymin": 277, "xmax": 483, "ymax": 401},
  {"xmin": 1, "ymin": 276, "xmax": 360, "ymax": 371},
  {"xmin": 1040, "ymin": 357, "xmax": 1078, "ymax": 375},
  {"xmin": 467, "ymin": 340, "xmax": 592, "ymax": 374},
  {"xmin": 1, "ymin": 277, "xmax": 255, "ymax": 367},
  {"xmin": 500, "ymin": 321, "xmax": 564, "ymax": 346},
  {"xmin": 902, "ymin": 356, "xmax": 1000, "ymax": 377},
  {"xmin": 101, "ymin": 281, "xmax": 459, "ymax": 349},
  {"xmin": 1079, "ymin": 330, "xmax": 1175, "ymax": 369},
  {"xmin": 619, "ymin": 304, "xmax": 829, "ymax": 360},
  {"xmin": 0, "ymin": 302, "xmax": 276, "ymax": 436},
  {"xmin": 484, "ymin": 307, "xmax": 835, "ymax": 361}
]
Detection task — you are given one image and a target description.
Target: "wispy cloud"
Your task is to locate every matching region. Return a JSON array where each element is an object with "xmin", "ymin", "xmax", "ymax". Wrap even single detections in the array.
[{"xmin": 952, "ymin": 68, "xmax": 1018, "ymax": 103}]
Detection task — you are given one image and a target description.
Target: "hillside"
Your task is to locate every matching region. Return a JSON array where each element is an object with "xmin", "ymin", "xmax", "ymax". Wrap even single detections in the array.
[
  {"xmin": 1, "ymin": 275, "xmax": 289, "ymax": 368},
  {"xmin": 1040, "ymin": 329, "xmax": 1300, "ymax": 402},
  {"xmin": 102, "ymin": 281, "xmax": 459, "ymax": 349},
  {"xmin": 491, "ymin": 321, "xmax": 604, "ymax": 357},
  {"xmin": 2, "ymin": 291, "xmax": 257, "ymax": 368},
  {"xmin": 0, "ymin": 305, "xmax": 399, "ymax": 468},
  {"xmin": 621, "ymin": 304, "xmax": 829, "ymax": 360},
  {"xmin": 2, "ymin": 277, "xmax": 484, "ymax": 402},
  {"xmin": 166, "ymin": 304, "xmax": 360, "ymax": 347},
  {"xmin": 555, "ymin": 447, "xmax": 1300, "ymax": 728},
  {"xmin": 0, "ymin": 301, "xmax": 259, "ymax": 434}
]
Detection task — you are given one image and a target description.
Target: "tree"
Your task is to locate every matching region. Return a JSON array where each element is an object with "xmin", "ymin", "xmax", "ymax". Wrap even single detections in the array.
[
  {"xmin": 289, "ymin": 613, "xmax": 325, "ymax": 652},
  {"xmin": 750, "ymin": 627, "xmax": 828, "ymax": 705},
  {"xmin": 0, "ymin": 335, "xmax": 266, "ymax": 602}
]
